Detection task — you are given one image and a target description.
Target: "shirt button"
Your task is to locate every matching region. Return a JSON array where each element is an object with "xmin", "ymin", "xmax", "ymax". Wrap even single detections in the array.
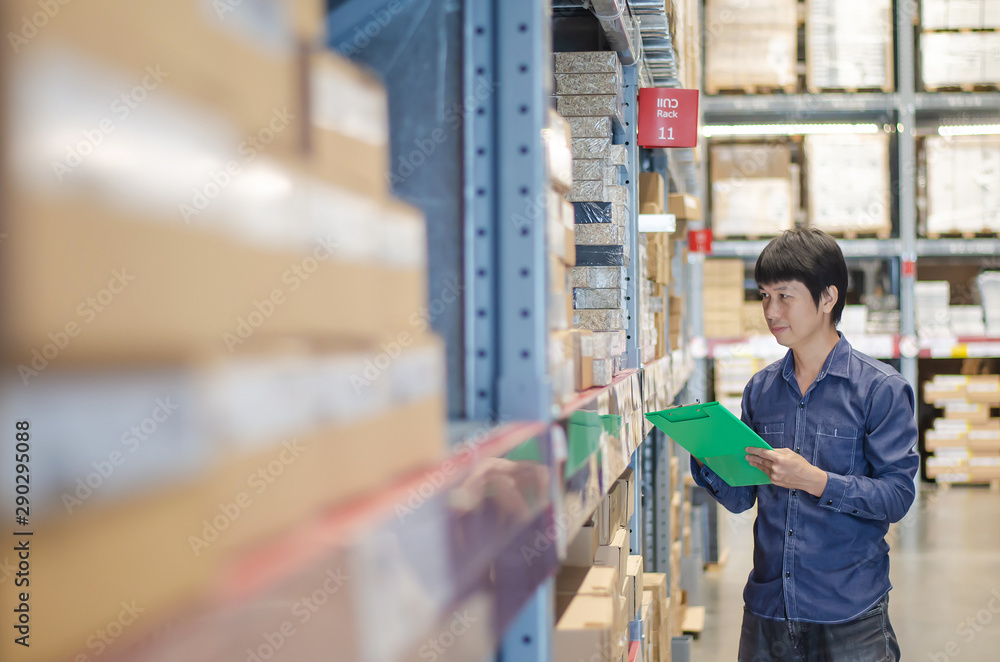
[
  {"xmin": 791, "ymin": 490, "xmax": 797, "ymax": 496},
  {"xmin": 788, "ymin": 530, "xmax": 794, "ymax": 536},
  {"xmin": 786, "ymin": 572, "xmax": 791, "ymax": 578},
  {"xmin": 853, "ymin": 509, "xmax": 858, "ymax": 514},
  {"xmin": 827, "ymin": 500, "xmax": 833, "ymax": 505},
  {"xmin": 799, "ymin": 403, "xmax": 804, "ymax": 409},
  {"xmin": 795, "ymin": 447, "xmax": 801, "ymax": 453}
]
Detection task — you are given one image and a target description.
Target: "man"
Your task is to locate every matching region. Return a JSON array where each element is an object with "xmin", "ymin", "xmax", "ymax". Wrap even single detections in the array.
[{"xmin": 692, "ymin": 229, "xmax": 918, "ymax": 661}]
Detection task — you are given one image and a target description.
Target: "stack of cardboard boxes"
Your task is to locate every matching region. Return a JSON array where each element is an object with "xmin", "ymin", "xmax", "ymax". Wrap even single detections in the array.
[
  {"xmin": 704, "ymin": 0, "xmax": 797, "ymax": 94},
  {"xmin": 805, "ymin": 134, "xmax": 891, "ymax": 238},
  {"xmin": 925, "ymin": 136, "xmax": 1000, "ymax": 236},
  {"xmin": 0, "ymin": 2, "xmax": 449, "ymax": 660},
  {"xmin": 640, "ymin": 173, "xmax": 671, "ymax": 362},
  {"xmin": 920, "ymin": 0, "xmax": 1000, "ymax": 91},
  {"xmin": 557, "ymin": 468, "xmax": 672, "ymax": 662},
  {"xmin": 710, "ymin": 142, "xmax": 795, "ymax": 239},
  {"xmin": 672, "ymin": 0, "xmax": 703, "ymax": 91},
  {"xmin": 924, "ymin": 375, "xmax": 1000, "ymax": 484},
  {"xmin": 555, "ymin": 51, "xmax": 632, "ymax": 386},
  {"xmin": 806, "ymin": 0, "xmax": 894, "ymax": 92},
  {"xmin": 703, "ymin": 260, "xmax": 747, "ymax": 339},
  {"xmin": 547, "ymin": 109, "xmax": 594, "ymax": 404}
]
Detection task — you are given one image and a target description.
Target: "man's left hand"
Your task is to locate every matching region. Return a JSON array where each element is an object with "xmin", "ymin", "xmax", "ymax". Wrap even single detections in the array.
[{"xmin": 745, "ymin": 447, "xmax": 829, "ymax": 497}]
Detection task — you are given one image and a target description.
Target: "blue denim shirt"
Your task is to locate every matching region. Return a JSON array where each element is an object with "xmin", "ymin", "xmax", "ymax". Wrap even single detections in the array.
[{"xmin": 691, "ymin": 334, "xmax": 919, "ymax": 623}]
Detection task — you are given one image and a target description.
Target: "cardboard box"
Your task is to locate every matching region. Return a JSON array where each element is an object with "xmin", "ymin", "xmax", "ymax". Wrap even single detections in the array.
[
  {"xmin": 742, "ymin": 302, "xmax": 769, "ymax": 335},
  {"xmin": 925, "ymin": 136, "xmax": 1000, "ymax": 235},
  {"xmin": 595, "ymin": 528, "xmax": 630, "ymax": 583},
  {"xmin": 668, "ymin": 194, "xmax": 702, "ymax": 221},
  {"xmin": 576, "ymin": 223, "xmax": 627, "ymax": 246},
  {"xmin": 211, "ymin": 393, "xmax": 446, "ymax": 554},
  {"xmin": 574, "ymin": 266, "xmax": 629, "ymax": 289},
  {"xmin": 308, "ymin": 50, "xmax": 391, "ymax": 199},
  {"xmin": 566, "ymin": 522, "xmax": 601, "ymax": 566},
  {"xmin": 618, "ymin": 467, "xmax": 636, "ymax": 523},
  {"xmin": 0, "ymin": 187, "xmax": 425, "ymax": 364},
  {"xmin": 574, "ymin": 330, "xmax": 596, "ymax": 391},
  {"xmin": 600, "ymin": 481, "xmax": 627, "ymax": 544},
  {"xmin": 555, "ymin": 595, "xmax": 618, "ymax": 662},
  {"xmin": 576, "ymin": 159, "xmax": 606, "ymax": 182},
  {"xmin": 922, "ymin": 32, "xmax": 1000, "ymax": 88},
  {"xmin": 966, "ymin": 376, "xmax": 1000, "ymax": 405},
  {"xmin": 922, "ymin": 0, "xmax": 1000, "ymax": 29},
  {"xmin": 555, "ymin": 51, "xmax": 624, "ymax": 76},
  {"xmin": 944, "ymin": 402, "xmax": 991, "ymax": 422},
  {"xmin": 640, "ymin": 173, "xmax": 666, "ymax": 215},
  {"xmin": 547, "ymin": 109, "xmax": 575, "ymax": 193},
  {"xmin": 805, "ymin": 134, "xmax": 891, "ymax": 236},
  {"xmin": 711, "ymin": 143, "xmax": 791, "ymax": 181},
  {"xmin": 712, "ymin": 178, "xmax": 794, "ymax": 238},
  {"xmin": 706, "ymin": 24, "xmax": 797, "ymax": 92},
  {"xmin": 576, "ymin": 309, "xmax": 627, "ymax": 331},
  {"xmin": 0, "ymin": 480, "xmax": 218, "ymax": 662},
  {"xmin": 557, "ymin": 565, "xmax": 622, "ymax": 599},
  {"xmin": 625, "ymin": 555, "xmax": 645, "ymax": 622},
  {"xmin": 557, "ymin": 95, "xmax": 624, "ymax": 122},
  {"xmin": 807, "ymin": 0, "xmax": 893, "ymax": 91}
]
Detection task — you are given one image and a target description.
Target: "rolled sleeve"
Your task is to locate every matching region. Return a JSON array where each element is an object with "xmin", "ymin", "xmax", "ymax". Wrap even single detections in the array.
[{"xmin": 818, "ymin": 375, "xmax": 918, "ymax": 523}]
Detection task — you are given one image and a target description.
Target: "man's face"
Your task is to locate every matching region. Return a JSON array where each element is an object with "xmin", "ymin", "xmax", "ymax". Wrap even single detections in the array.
[{"xmin": 758, "ymin": 280, "xmax": 832, "ymax": 349}]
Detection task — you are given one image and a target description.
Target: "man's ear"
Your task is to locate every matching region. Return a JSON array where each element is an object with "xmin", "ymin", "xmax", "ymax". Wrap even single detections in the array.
[{"xmin": 821, "ymin": 286, "xmax": 838, "ymax": 314}]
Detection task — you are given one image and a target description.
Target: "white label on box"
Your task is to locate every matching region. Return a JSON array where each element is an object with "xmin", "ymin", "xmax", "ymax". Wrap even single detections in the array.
[
  {"xmin": 969, "ymin": 429, "xmax": 1000, "ymax": 441},
  {"xmin": 312, "ymin": 62, "xmax": 389, "ymax": 146}
]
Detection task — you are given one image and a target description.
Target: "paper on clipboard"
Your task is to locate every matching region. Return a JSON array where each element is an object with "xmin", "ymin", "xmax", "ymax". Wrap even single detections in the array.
[{"xmin": 645, "ymin": 401, "xmax": 773, "ymax": 487}]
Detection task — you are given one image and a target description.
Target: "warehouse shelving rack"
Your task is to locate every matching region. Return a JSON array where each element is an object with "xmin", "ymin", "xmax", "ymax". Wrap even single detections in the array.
[
  {"xmin": 327, "ymin": 0, "xmax": 701, "ymax": 660},
  {"xmin": 693, "ymin": 0, "xmax": 1000, "ymax": 399}
]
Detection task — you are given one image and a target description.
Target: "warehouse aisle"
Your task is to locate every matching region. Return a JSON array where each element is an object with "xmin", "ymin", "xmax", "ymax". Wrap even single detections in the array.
[{"xmin": 693, "ymin": 486, "xmax": 1000, "ymax": 660}]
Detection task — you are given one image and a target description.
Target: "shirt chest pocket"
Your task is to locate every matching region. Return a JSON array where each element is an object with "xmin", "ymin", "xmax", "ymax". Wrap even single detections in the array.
[
  {"xmin": 753, "ymin": 422, "xmax": 786, "ymax": 449},
  {"xmin": 812, "ymin": 424, "xmax": 860, "ymax": 475}
]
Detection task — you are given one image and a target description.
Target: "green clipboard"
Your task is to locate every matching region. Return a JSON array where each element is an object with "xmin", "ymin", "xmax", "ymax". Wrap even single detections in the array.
[{"xmin": 645, "ymin": 402, "xmax": 773, "ymax": 487}]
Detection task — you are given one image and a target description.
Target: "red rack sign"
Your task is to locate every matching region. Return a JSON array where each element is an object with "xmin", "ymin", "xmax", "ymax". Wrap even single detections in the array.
[{"xmin": 637, "ymin": 88, "xmax": 699, "ymax": 148}]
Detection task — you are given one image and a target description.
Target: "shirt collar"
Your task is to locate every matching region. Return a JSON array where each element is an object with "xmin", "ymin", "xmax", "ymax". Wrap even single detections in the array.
[{"xmin": 780, "ymin": 332, "xmax": 852, "ymax": 385}]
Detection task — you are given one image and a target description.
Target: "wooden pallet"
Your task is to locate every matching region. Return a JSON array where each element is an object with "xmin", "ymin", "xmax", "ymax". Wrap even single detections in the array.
[
  {"xmin": 924, "ymin": 27, "xmax": 1000, "ymax": 34},
  {"xmin": 824, "ymin": 228, "xmax": 892, "ymax": 240},
  {"xmin": 807, "ymin": 85, "xmax": 894, "ymax": 94},
  {"xmin": 704, "ymin": 547, "xmax": 730, "ymax": 573},
  {"xmin": 706, "ymin": 84, "xmax": 798, "ymax": 96},
  {"xmin": 682, "ymin": 606, "xmax": 706, "ymax": 639},
  {"xmin": 926, "ymin": 231, "xmax": 999, "ymax": 240},
  {"xmin": 936, "ymin": 479, "xmax": 1000, "ymax": 491},
  {"xmin": 924, "ymin": 83, "xmax": 1000, "ymax": 93}
]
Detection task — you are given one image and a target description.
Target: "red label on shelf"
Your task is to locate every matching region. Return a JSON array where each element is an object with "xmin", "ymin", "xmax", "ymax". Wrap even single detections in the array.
[
  {"xmin": 637, "ymin": 88, "xmax": 699, "ymax": 148},
  {"xmin": 903, "ymin": 260, "xmax": 916, "ymax": 276},
  {"xmin": 689, "ymin": 228, "xmax": 712, "ymax": 253}
]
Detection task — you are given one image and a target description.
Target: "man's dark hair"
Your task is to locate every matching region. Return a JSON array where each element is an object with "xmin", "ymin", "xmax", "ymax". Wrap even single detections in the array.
[{"xmin": 754, "ymin": 228, "xmax": 848, "ymax": 326}]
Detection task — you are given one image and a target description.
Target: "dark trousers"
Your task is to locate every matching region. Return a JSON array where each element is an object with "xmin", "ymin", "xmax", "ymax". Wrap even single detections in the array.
[{"xmin": 738, "ymin": 595, "xmax": 900, "ymax": 662}]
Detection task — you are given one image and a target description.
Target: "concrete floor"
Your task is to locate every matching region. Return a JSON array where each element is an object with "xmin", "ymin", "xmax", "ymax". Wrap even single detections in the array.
[{"xmin": 691, "ymin": 485, "xmax": 1000, "ymax": 661}]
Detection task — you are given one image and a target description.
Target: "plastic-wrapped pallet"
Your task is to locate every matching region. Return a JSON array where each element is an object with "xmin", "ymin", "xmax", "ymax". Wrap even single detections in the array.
[
  {"xmin": 704, "ymin": 0, "xmax": 797, "ymax": 93},
  {"xmin": 926, "ymin": 136, "xmax": 1000, "ymax": 235},
  {"xmin": 921, "ymin": 32, "xmax": 1000, "ymax": 89},
  {"xmin": 978, "ymin": 272, "xmax": 1000, "ymax": 336},
  {"xmin": 805, "ymin": 133, "xmax": 891, "ymax": 237},
  {"xmin": 807, "ymin": 0, "xmax": 894, "ymax": 92},
  {"xmin": 710, "ymin": 142, "xmax": 794, "ymax": 238},
  {"xmin": 915, "ymin": 281, "xmax": 952, "ymax": 338},
  {"xmin": 921, "ymin": 0, "xmax": 1000, "ymax": 30}
]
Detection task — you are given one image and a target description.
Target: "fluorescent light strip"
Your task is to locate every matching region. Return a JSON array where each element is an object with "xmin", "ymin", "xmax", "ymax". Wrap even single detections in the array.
[
  {"xmin": 938, "ymin": 124, "xmax": 1000, "ymax": 137},
  {"xmin": 702, "ymin": 123, "xmax": 881, "ymax": 137}
]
